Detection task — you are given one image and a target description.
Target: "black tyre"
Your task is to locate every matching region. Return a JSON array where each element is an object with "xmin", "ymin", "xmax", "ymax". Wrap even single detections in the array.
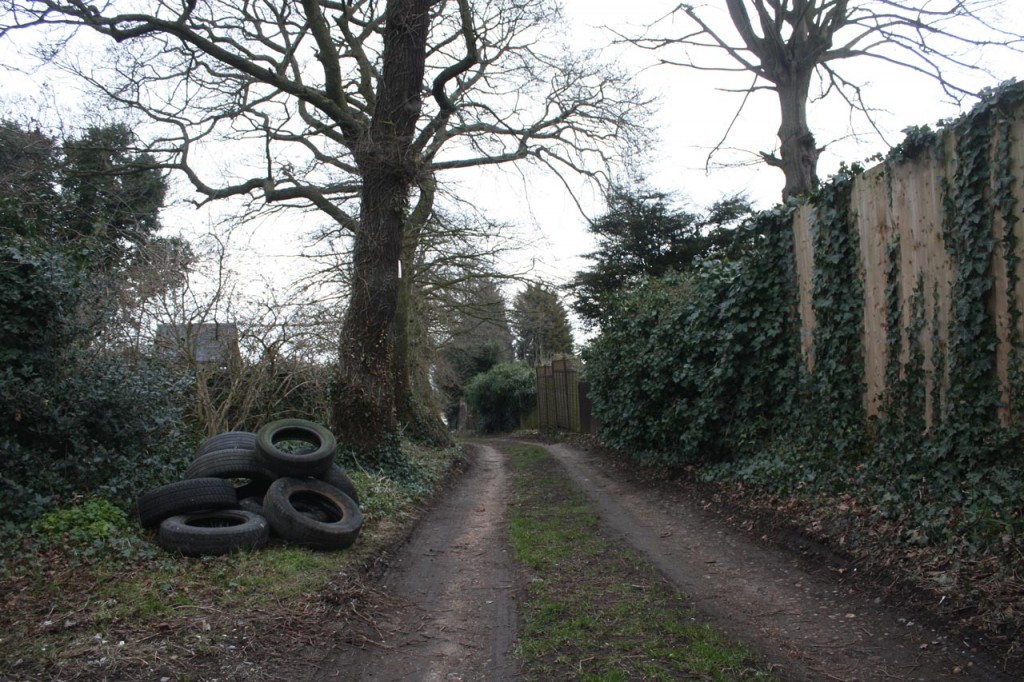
[
  {"xmin": 194, "ymin": 431, "xmax": 257, "ymax": 458},
  {"xmin": 158, "ymin": 510, "xmax": 269, "ymax": 556},
  {"xmin": 316, "ymin": 464, "xmax": 360, "ymax": 506},
  {"xmin": 255, "ymin": 419, "xmax": 336, "ymax": 477},
  {"xmin": 184, "ymin": 448, "xmax": 278, "ymax": 499},
  {"xmin": 238, "ymin": 496, "xmax": 265, "ymax": 516},
  {"xmin": 263, "ymin": 478, "xmax": 362, "ymax": 550},
  {"xmin": 136, "ymin": 478, "xmax": 239, "ymax": 529}
]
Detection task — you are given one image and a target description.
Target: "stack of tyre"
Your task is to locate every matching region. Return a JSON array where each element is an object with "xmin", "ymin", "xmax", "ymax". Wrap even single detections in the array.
[{"xmin": 136, "ymin": 418, "xmax": 362, "ymax": 556}]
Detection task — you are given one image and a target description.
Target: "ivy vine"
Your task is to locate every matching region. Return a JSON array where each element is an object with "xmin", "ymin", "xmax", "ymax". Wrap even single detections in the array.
[
  {"xmin": 929, "ymin": 282, "xmax": 946, "ymax": 430},
  {"xmin": 941, "ymin": 85, "xmax": 1009, "ymax": 431},
  {"xmin": 994, "ymin": 112, "xmax": 1024, "ymax": 418},
  {"xmin": 590, "ymin": 80, "xmax": 1024, "ymax": 559},
  {"xmin": 808, "ymin": 163, "xmax": 865, "ymax": 453},
  {"xmin": 884, "ymin": 234, "xmax": 903, "ymax": 396}
]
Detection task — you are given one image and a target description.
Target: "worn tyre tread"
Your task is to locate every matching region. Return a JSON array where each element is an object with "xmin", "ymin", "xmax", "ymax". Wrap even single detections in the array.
[
  {"xmin": 158, "ymin": 510, "xmax": 269, "ymax": 556},
  {"xmin": 263, "ymin": 477, "xmax": 362, "ymax": 550},
  {"xmin": 184, "ymin": 448, "xmax": 277, "ymax": 498},
  {"xmin": 195, "ymin": 431, "xmax": 257, "ymax": 458},
  {"xmin": 137, "ymin": 478, "xmax": 239, "ymax": 529},
  {"xmin": 255, "ymin": 419, "xmax": 336, "ymax": 477}
]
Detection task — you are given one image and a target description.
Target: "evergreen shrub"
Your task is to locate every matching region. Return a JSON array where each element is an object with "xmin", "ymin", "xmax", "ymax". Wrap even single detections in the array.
[
  {"xmin": 584, "ymin": 206, "xmax": 800, "ymax": 464},
  {"xmin": 465, "ymin": 362, "xmax": 536, "ymax": 433},
  {"xmin": 1, "ymin": 235, "xmax": 193, "ymax": 524}
]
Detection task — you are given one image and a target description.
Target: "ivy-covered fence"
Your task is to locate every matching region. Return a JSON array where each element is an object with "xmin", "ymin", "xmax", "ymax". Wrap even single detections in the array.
[
  {"xmin": 585, "ymin": 81, "xmax": 1024, "ymax": 565},
  {"xmin": 793, "ymin": 80, "xmax": 1024, "ymax": 429}
]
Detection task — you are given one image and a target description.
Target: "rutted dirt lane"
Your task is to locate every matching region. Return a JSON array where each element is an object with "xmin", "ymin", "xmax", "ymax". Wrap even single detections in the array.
[{"xmin": 306, "ymin": 440, "xmax": 1014, "ymax": 681}]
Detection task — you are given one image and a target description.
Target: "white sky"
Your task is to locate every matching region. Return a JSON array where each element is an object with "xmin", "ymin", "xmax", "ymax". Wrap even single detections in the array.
[
  {"xmin": 2, "ymin": 1, "xmax": 1023, "ymax": 339},
  {"xmin": 498, "ymin": 0, "xmax": 1024, "ymax": 288}
]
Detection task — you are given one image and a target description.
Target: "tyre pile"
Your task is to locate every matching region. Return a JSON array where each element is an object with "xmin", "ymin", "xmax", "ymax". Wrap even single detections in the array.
[{"xmin": 136, "ymin": 418, "xmax": 362, "ymax": 556}]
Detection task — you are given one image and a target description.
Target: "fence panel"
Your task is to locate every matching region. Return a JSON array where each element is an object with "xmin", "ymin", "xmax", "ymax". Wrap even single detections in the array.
[
  {"xmin": 534, "ymin": 357, "xmax": 592, "ymax": 433},
  {"xmin": 792, "ymin": 108, "xmax": 1024, "ymax": 426}
]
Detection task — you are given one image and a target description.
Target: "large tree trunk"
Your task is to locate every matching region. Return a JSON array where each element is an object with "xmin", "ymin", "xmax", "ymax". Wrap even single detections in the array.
[
  {"xmin": 331, "ymin": 0, "xmax": 433, "ymax": 460},
  {"xmin": 333, "ymin": 169, "xmax": 406, "ymax": 455},
  {"xmin": 776, "ymin": 70, "xmax": 820, "ymax": 200}
]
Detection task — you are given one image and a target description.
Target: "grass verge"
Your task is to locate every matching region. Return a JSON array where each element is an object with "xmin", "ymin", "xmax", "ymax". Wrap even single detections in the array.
[
  {"xmin": 0, "ymin": 441, "xmax": 462, "ymax": 681},
  {"xmin": 507, "ymin": 443, "xmax": 776, "ymax": 681}
]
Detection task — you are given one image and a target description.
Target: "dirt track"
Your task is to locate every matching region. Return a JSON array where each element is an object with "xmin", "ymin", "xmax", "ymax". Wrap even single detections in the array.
[
  {"xmin": 308, "ymin": 440, "xmax": 1014, "ymax": 681},
  {"xmin": 305, "ymin": 443, "xmax": 518, "ymax": 681}
]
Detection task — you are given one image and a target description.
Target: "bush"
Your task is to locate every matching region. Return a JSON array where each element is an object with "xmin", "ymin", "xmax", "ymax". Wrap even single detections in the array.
[
  {"xmin": 584, "ymin": 208, "xmax": 800, "ymax": 464},
  {"xmin": 465, "ymin": 362, "xmax": 536, "ymax": 433},
  {"xmin": 33, "ymin": 497, "xmax": 132, "ymax": 544},
  {"xmin": 1, "ymin": 231, "xmax": 194, "ymax": 524},
  {"xmin": 0, "ymin": 237, "xmax": 84, "ymax": 382},
  {"xmin": 28, "ymin": 496, "xmax": 157, "ymax": 562},
  {"xmin": 0, "ymin": 352, "xmax": 194, "ymax": 523}
]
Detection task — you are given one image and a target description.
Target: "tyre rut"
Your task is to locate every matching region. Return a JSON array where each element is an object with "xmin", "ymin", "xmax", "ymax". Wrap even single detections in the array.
[
  {"xmin": 540, "ymin": 441, "xmax": 1014, "ymax": 682},
  {"xmin": 306, "ymin": 443, "xmax": 517, "ymax": 681}
]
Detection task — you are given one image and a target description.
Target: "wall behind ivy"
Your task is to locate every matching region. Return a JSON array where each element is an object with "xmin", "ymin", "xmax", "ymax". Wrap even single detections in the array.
[{"xmin": 792, "ymin": 82, "xmax": 1024, "ymax": 428}]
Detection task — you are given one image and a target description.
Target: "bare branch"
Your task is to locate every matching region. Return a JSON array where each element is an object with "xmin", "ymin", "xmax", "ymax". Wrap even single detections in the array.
[{"xmin": 616, "ymin": 0, "xmax": 1024, "ymax": 198}]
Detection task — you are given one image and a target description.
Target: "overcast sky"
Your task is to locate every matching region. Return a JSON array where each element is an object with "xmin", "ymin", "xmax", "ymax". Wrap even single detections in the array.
[
  {"xmin": 499, "ymin": 0, "xmax": 1024, "ymax": 288},
  {"xmin": 2, "ymin": 1, "xmax": 1023, "ymax": 330}
]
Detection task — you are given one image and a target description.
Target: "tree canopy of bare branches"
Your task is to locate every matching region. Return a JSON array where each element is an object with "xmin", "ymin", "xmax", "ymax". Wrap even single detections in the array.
[
  {"xmin": 620, "ymin": 0, "xmax": 1023, "ymax": 199},
  {"xmin": 1, "ymin": 0, "xmax": 649, "ymax": 454}
]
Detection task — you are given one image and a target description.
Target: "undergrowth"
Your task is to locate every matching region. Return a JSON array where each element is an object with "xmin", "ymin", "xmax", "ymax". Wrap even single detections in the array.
[
  {"xmin": 700, "ymin": 420, "xmax": 1024, "ymax": 661},
  {"xmin": 0, "ymin": 441, "xmax": 462, "ymax": 679}
]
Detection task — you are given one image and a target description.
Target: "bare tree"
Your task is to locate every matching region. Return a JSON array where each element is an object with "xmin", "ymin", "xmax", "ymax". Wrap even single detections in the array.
[
  {"xmin": 1, "ymin": 0, "xmax": 648, "ymax": 455},
  {"xmin": 110, "ymin": 230, "xmax": 342, "ymax": 436},
  {"xmin": 619, "ymin": 0, "xmax": 1023, "ymax": 199}
]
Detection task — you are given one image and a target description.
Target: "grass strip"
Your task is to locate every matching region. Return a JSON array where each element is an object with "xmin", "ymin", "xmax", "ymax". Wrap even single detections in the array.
[{"xmin": 507, "ymin": 444, "xmax": 777, "ymax": 681}]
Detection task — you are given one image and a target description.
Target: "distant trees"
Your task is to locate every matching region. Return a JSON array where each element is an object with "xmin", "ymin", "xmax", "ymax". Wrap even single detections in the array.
[
  {"xmin": 621, "ymin": 0, "xmax": 1024, "ymax": 198},
  {"xmin": 1, "ymin": 121, "xmax": 166, "ymax": 253},
  {"xmin": 390, "ymin": 209, "xmax": 526, "ymax": 445},
  {"xmin": 61, "ymin": 125, "xmax": 167, "ymax": 268},
  {"xmin": 511, "ymin": 283, "xmax": 574, "ymax": 366},
  {"xmin": 0, "ymin": 121, "xmax": 60, "ymax": 230},
  {"xmin": 434, "ymin": 276, "xmax": 515, "ymax": 423},
  {"xmin": 429, "ymin": 277, "xmax": 570, "ymax": 432},
  {"xmin": 569, "ymin": 186, "xmax": 753, "ymax": 330},
  {"xmin": 0, "ymin": 119, "xmax": 188, "ymax": 355}
]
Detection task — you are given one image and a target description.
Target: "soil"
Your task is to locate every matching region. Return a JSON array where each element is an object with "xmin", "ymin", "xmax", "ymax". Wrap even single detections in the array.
[
  {"xmin": 541, "ymin": 442, "xmax": 1016, "ymax": 681},
  {"xmin": 299, "ymin": 439, "xmax": 1019, "ymax": 682},
  {"xmin": 296, "ymin": 442, "xmax": 519, "ymax": 681}
]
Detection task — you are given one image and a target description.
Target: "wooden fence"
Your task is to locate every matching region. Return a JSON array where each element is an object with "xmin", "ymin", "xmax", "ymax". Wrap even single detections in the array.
[
  {"xmin": 792, "ymin": 96, "xmax": 1024, "ymax": 424},
  {"xmin": 532, "ymin": 357, "xmax": 597, "ymax": 434}
]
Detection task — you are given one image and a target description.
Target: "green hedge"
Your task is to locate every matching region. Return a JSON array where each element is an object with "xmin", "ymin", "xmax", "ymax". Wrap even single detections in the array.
[
  {"xmin": 1, "ymin": 234, "xmax": 193, "ymax": 524},
  {"xmin": 465, "ymin": 362, "xmax": 536, "ymax": 433},
  {"xmin": 583, "ymin": 84, "xmax": 1024, "ymax": 556},
  {"xmin": 584, "ymin": 207, "xmax": 801, "ymax": 464}
]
